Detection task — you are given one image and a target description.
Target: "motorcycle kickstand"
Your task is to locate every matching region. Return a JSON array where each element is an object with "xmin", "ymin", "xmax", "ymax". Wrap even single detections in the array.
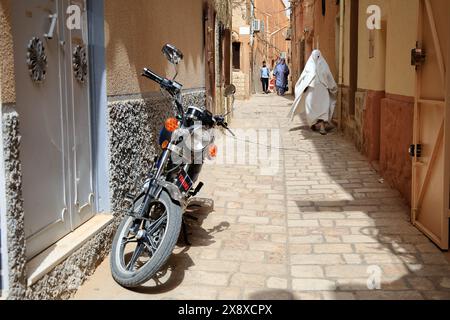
[{"xmin": 182, "ymin": 218, "xmax": 192, "ymax": 246}]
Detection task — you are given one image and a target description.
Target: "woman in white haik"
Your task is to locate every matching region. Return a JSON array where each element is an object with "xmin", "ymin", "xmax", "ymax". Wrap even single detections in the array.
[{"xmin": 288, "ymin": 50, "xmax": 338, "ymax": 135}]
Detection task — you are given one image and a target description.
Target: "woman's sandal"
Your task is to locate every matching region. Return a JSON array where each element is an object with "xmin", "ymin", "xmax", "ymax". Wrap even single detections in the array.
[{"xmin": 319, "ymin": 123, "xmax": 327, "ymax": 135}]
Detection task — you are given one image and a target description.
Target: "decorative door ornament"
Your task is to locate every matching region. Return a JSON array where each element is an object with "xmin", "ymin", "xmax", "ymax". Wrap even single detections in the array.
[
  {"xmin": 72, "ymin": 45, "xmax": 88, "ymax": 83},
  {"xmin": 27, "ymin": 37, "xmax": 48, "ymax": 82}
]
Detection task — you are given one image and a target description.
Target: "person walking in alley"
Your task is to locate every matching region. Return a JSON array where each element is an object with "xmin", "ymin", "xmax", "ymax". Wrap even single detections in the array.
[
  {"xmin": 273, "ymin": 58, "xmax": 290, "ymax": 96},
  {"xmin": 260, "ymin": 61, "xmax": 271, "ymax": 94},
  {"xmin": 288, "ymin": 50, "xmax": 337, "ymax": 135}
]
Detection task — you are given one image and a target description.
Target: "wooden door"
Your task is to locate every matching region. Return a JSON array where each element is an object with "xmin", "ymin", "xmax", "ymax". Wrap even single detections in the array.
[{"xmin": 412, "ymin": 0, "xmax": 450, "ymax": 250}]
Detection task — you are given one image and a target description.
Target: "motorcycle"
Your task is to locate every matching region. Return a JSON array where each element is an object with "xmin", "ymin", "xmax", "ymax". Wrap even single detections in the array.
[{"xmin": 110, "ymin": 44, "xmax": 236, "ymax": 288}]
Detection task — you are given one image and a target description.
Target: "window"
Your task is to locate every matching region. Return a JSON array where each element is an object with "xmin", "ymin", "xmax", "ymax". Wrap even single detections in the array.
[{"xmin": 232, "ymin": 42, "xmax": 241, "ymax": 70}]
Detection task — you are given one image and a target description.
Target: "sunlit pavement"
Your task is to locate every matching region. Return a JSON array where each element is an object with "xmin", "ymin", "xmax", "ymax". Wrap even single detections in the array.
[{"xmin": 74, "ymin": 94, "xmax": 450, "ymax": 300}]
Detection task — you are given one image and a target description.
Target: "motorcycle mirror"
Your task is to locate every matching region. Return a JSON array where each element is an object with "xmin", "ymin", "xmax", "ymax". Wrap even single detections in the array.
[
  {"xmin": 162, "ymin": 44, "xmax": 184, "ymax": 65},
  {"xmin": 224, "ymin": 84, "xmax": 236, "ymax": 98}
]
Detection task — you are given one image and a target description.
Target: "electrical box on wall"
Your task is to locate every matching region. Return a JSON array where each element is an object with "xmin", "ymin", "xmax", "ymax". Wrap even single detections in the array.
[
  {"xmin": 253, "ymin": 19, "xmax": 261, "ymax": 33},
  {"xmin": 285, "ymin": 28, "xmax": 292, "ymax": 41}
]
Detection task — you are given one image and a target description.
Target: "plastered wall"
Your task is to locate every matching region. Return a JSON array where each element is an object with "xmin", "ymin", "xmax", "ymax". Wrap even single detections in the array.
[
  {"xmin": 104, "ymin": 0, "xmax": 206, "ymax": 97},
  {"xmin": 357, "ymin": 0, "xmax": 387, "ymax": 92},
  {"xmin": 384, "ymin": 0, "xmax": 418, "ymax": 97},
  {"xmin": 312, "ymin": 0, "xmax": 340, "ymax": 79},
  {"xmin": 356, "ymin": 0, "xmax": 418, "ymax": 95},
  {"xmin": 0, "ymin": 0, "xmax": 15, "ymax": 104}
]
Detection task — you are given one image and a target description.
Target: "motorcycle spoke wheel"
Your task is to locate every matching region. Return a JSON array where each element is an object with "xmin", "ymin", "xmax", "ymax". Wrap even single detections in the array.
[
  {"xmin": 110, "ymin": 190, "xmax": 182, "ymax": 288},
  {"xmin": 118, "ymin": 203, "xmax": 168, "ymax": 274}
]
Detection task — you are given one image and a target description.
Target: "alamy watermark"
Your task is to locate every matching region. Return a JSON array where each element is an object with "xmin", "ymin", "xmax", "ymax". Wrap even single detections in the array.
[
  {"xmin": 168, "ymin": 125, "xmax": 281, "ymax": 176},
  {"xmin": 367, "ymin": 5, "xmax": 382, "ymax": 30},
  {"xmin": 66, "ymin": 5, "xmax": 82, "ymax": 30},
  {"xmin": 367, "ymin": 265, "xmax": 382, "ymax": 290}
]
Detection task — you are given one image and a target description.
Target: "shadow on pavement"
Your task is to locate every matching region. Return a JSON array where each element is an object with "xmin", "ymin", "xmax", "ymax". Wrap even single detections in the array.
[
  {"xmin": 129, "ymin": 198, "xmax": 230, "ymax": 295},
  {"xmin": 287, "ymin": 108, "xmax": 450, "ymax": 300}
]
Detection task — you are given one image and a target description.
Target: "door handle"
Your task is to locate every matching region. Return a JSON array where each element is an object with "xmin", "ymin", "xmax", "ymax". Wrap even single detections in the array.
[{"xmin": 44, "ymin": 14, "xmax": 58, "ymax": 40}]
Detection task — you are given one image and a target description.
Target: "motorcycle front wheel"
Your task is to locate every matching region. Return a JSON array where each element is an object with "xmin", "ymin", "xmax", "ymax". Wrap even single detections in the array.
[{"xmin": 110, "ymin": 190, "xmax": 182, "ymax": 288}]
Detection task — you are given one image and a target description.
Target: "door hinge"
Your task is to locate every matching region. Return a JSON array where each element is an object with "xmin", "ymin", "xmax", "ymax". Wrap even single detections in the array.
[
  {"xmin": 411, "ymin": 42, "xmax": 426, "ymax": 69},
  {"xmin": 409, "ymin": 144, "xmax": 422, "ymax": 158}
]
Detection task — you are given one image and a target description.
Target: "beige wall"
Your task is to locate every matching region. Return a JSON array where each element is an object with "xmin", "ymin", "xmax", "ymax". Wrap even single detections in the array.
[
  {"xmin": 0, "ymin": 0, "xmax": 15, "ymax": 103},
  {"xmin": 357, "ymin": 0, "xmax": 387, "ymax": 91},
  {"xmin": 355, "ymin": 0, "xmax": 418, "ymax": 95},
  {"xmin": 385, "ymin": 0, "xmax": 418, "ymax": 97},
  {"xmin": 313, "ymin": 0, "xmax": 340, "ymax": 79},
  {"xmin": 105, "ymin": 0, "xmax": 206, "ymax": 97},
  {"xmin": 232, "ymin": 0, "xmax": 251, "ymax": 77}
]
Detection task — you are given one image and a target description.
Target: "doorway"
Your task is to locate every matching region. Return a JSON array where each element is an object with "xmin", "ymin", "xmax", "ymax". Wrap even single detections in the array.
[
  {"xmin": 412, "ymin": 0, "xmax": 450, "ymax": 250},
  {"xmin": 12, "ymin": 0, "xmax": 95, "ymax": 259}
]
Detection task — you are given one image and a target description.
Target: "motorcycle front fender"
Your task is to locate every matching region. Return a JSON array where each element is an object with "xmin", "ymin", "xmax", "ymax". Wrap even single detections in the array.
[{"xmin": 156, "ymin": 180, "xmax": 185, "ymax": 206}]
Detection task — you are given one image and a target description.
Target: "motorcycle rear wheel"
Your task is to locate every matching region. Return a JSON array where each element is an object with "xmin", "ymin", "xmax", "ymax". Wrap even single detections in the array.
[{"xmin": 110, "ymin": 190, "xmax": 182, "ymax": 288}]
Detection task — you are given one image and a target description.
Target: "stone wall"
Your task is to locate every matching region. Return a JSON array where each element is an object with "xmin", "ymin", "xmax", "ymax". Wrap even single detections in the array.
[
  {"xmin": 339, "ymin": 87, "xmax": 382, "ymax": 161},
  {"xmin": 339, "ymin": 87, "xmax": 413, "ymax": 206},
  {"xmin": 232, "ymin": 71, "xmax": 249, "ymax": 99}
]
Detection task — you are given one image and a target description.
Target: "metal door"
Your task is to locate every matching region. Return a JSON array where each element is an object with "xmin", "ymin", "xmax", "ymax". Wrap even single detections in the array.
[
  {"xmin": 412, "ymin": 0, "xmax": 450, "ymax": 250},
  {"xmin": 63, "ymin": 0, "xmax": 94, "ymax": 230},
  {"xmin": 11, "ymin": 0, "xmax": 94, "ymax": 259}
]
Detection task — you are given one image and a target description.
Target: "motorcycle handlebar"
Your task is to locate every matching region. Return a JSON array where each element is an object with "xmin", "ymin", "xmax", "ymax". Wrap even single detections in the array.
[
  {"xmin": 142, "ymin": 67, "xmax": 234, "ymax": 134},
  {"xmin": 142, "ymin": 68, "xmax": 164, "ymax": 85},
  {"xmin": 213, "ymin": 115, "xmax": 225, "ymax": 125},
  {"xmin": 142, "ymin": 67, "xmax": 182, "ymax": 98}
]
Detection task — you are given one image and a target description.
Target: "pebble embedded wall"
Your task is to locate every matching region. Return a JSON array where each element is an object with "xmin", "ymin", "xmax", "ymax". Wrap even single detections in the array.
[
  {"xmin": 2, "ymin": 106, "xmax": 26, "ymax": 299},
  {"xmin": 25, "ymin": 220, "xmax": 118, "ymax": 300},
  {"xmin": 1, "ymin": 106, "xmax": 117, "ymax": 300}
]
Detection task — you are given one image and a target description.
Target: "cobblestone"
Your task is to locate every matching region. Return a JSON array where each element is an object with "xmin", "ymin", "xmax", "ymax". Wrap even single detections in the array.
[{"xmin": 74, "ymin": 94, "xmax": 450, "ymax": 300}]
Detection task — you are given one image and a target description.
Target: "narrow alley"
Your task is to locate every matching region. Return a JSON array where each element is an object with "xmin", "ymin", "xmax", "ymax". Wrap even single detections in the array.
[{"xmin": 74, "ymin": 94, "xmax": 450, "ymax": 300}]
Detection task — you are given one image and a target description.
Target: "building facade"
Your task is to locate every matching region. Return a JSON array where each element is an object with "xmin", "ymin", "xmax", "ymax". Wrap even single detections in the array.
[
  {"xmin": 253, "ymin": 0, "xmax": 291, "ymax": 94},
  {"xmin": 231, "ymin": 0, "xmax": 291, "ymax": 99},
  {"xmin": 0, "ymin": 0, "xmax": 231, "ymax": 299},
  {"xmin": 232, "ymin": 0, "xmax": 252, "ymax": 99},
  {"xmin": 290, "ymin": 0, "xmax": 340, "ymax": 89},
  {"xmin": 290, "ymin": 0, "xmax": 450, "ymax": 250}
]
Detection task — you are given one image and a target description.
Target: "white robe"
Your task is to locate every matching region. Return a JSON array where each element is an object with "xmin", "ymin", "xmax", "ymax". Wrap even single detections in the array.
[{"xmin": 288, "ymin": 50, "xmax": 338, "ymax": 127}]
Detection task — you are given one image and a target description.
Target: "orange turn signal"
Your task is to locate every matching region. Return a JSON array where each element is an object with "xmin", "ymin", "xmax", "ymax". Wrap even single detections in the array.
[
  {"xmin": 161, "ymin": 140, "xmax": 169, "ymax": 149},
  {"xmin": 165, "ymin": 118, "xmax": 179, "ymax": 132},
  {"xmin": 208, "ymin": 144, "xmax": 218, "ymax": 159}
]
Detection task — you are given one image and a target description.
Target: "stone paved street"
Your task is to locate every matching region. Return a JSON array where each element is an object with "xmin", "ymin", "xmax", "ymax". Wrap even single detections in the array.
[{"xmin": 74, "ymin": 94, "xmax": 450, "ymax": 300}]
